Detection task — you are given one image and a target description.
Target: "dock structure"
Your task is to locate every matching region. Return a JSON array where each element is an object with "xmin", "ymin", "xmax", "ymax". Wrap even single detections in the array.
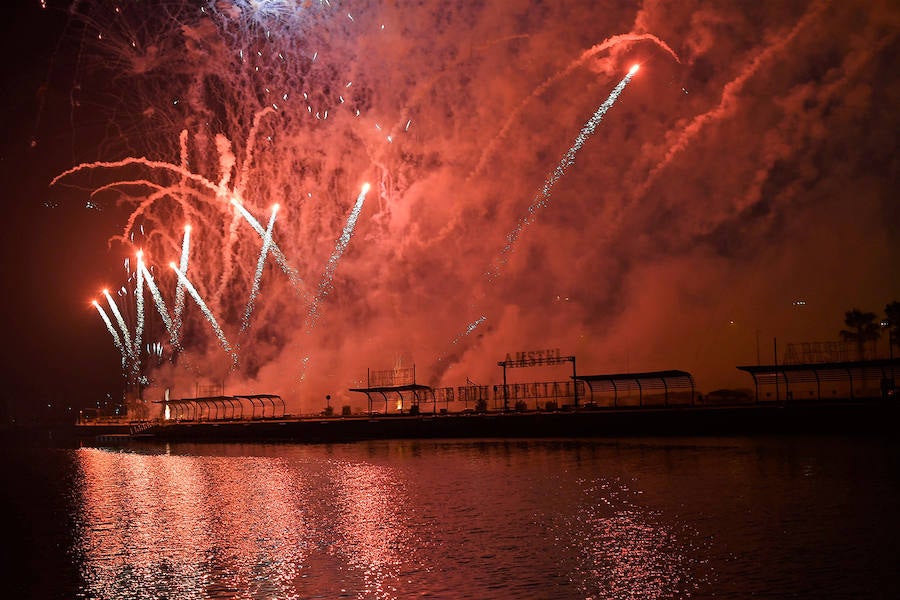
[{"xmin": 69, "ymin": 352, "xmax": 900, "ymax": 445}]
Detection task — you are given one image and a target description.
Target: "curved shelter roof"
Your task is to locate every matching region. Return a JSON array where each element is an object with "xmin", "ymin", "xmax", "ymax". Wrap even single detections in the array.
[
  {"xmin": 574, "ymin": 370, "xmax": 695, "ymax": 407},
  {"xmin": 154, "ymin": 394, "xmax": 286, "ymax": 421},
  {"xmin": 737, "ymin": 359, "xmax": 898, "ymax": 402},
  {"xmin": 349, "ymin": 383, "xmax": 434, "ymax": 415}
]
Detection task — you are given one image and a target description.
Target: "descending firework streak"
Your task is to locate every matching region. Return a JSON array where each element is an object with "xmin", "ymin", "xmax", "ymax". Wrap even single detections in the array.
[
  {"xmin": 230, "ymin": 199, "xmax": 303, "ymax": 295},
  {"xmin": 306, "ymin": 183, "xmax": 371, "ymax": 334},
  {"xmin": 138, "ymin": 261, "xmax": 175, "ymax": 340},
  {"xmin": 242, "ymin": 204, "xmax": 279, "ymax": 332},
  {"xmin": 172, "ymin": 225, "xmax": 191, "ymax": 351},
  {"xmin": 169, "ymin": 262, "xmax": 237, "ymax": 365},
  {"xmin": 103, "ymin": 288, "xmax": 133, "ymax": 358},
  {"xmin": 134, "ymin": 251, "xmax": 146, "ymax": 369},
  {"xmin": 488, "ymin": 65, "xmax": 640, "ymax": 279},
  {"xmin": 93, "ymin": 300, "xmax": 127, "ymax": 365}
]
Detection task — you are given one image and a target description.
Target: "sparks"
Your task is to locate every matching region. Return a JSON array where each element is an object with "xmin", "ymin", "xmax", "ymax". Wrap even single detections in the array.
[
  {"xmin": 488, "ymin": 67, "xmax": 638, "ymax": 279},
  {"xmin": 169, "ymin": 262, "xmax": 237, "ymax": 364},
  {"xmin": 134, "ymin": 251, "xmax": 146, "ymax": 367},
  {"xmin": 305, "ymin": 183, "xmax": 371, "ymax": 334},
  {"xmin": 103, "ymin": 288, "xmax": 133, "ymax": 357},
  {"xmin": 242, "ymin": 204, "xmax": 279, "ymax": 332},
  {"xmin": 137, "ymin": 259, "xmax": 175, "ymax": 345},
  {"xmin": 172, "ymin": 225, "xmax": 191, "ymax": 350},
  {"xmin": 230, "ymin": 198, "xmax": 304, "ymax": 293},
  {"xmin": 93, "ymin": 300, "xmax": 126, "ymax": 363}
]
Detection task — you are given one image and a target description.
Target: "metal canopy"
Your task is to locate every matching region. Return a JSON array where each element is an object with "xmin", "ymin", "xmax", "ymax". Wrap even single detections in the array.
[
  {"xmin": 737, "ymin": 359, "xmax": 898, "ymax": 402},
  {"xmin": 154, "ymin": 394, "xmax": 286, "ymax": 421},
  {"xmin": 348, "ymin": 383, "xmax": 435, "ymax": 415},
  {"xmin": 574, "ymin": 370, "xmax": 695, "ymax": 408}
]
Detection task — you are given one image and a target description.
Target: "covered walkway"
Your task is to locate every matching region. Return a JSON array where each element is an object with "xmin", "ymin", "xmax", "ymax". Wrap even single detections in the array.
[
  {"xmin": 737, "ymin": 359, "xmax": 898, "ymax": 402},
  {"xmin": 574, "ymin": 370, "xmax": 696, "ymax": 408},
  {"xmin": 155, "ymin": 394, "xmax": 286, "ymax": 422},
  {"xmin": 348, "ymin": 383, "xmax": 436, "ymax": 415}
]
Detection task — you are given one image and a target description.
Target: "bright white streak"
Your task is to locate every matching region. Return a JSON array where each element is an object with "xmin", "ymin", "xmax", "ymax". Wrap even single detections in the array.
[
  {"xmin": 231, "ymin": 200, "xmax": 304, "ymax": 291},
  {"xmin": 463, "ymin": 315, "xmax": 487, "ymax": 337},
  {"xmin": 488, "ymin": 69, "xmax": 637, "ymax": 279},
  {"xmin": 172, "ymin": 226, "xmax": 191, "ymax": 349},
  {"xmin": 135, "ymin": 252, "xmax": 145, "ymax": 362},
  {"xmin": 242, "ymin": 204, "xmax": 279, "ymax": 332},
  {"xmin": 169, "ymin": 263, "xmax": 236, "ymax": 364},
  {"xmin": 452, "ymin": 315, "xmax": 487, "ymax": 345},
  {"xmin": 103, "ymin": 289, "xmax": 133, "ymax": 356},
  {"xmin": 307, "ymin": 183, "xmax": 370, "ymax": 329},
  {"xmin": 93, "ymin": 301, "xmax": 126, "ymax": 362},
  {"xmin": 138, "ymin": 262, "xmax": 175, "ymax": 341}
]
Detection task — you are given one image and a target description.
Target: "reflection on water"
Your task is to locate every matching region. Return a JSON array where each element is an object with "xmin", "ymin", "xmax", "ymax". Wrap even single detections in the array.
[
  {"xmin": 66, "ymin": 437, "xmax": 900, "ymax": 599},
  {"xmin": 74, "ymin": 449, "xmax": 308, "ymax": 599},
  {"xmin": 332, "ymin": 462, "xmax": 413, "ymax": 598},
  {"xmin": 563, "ymin": 477, "xmax": 705, "ymax": 599}
]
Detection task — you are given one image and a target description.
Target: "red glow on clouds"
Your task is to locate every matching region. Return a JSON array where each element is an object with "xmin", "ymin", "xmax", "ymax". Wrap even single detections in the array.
[{"xmin": 44, "ymin": 0, "xmax": 900, "ymax": 412}]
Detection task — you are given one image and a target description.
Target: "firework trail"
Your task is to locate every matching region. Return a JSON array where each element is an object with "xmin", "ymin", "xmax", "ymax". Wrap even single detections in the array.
[
  {"xmin": 471, "ymin": 34, "xmax": 677, "ymax": 180},
  {"xmin": 172, "ymin": 225, "xmax": 191, "ymax": 350},
  {"xmin": 50, "ymin": 157, "xmax": 221, "ymax": 196},
  {"xmin": 235, "ymin": 108, "xmax": 276, "ymax": 198},
  {"xmin": 487, "ymin": 65, "xmax": 640, "ymax": 279},
  {"xmin": 454, "ymin": 315, "xmax": 487, "ymax": 344},
  {"xmin": 305, "ymin": 182, "xmax": 371, "ymax": 332},
  {"xmin": 298, "ymin": 182, "xmax": 371, "ymax": 380},
  {"xmin": 619, "ymin": 1, "xmax": 826, "ymax": 217},
  {"xmin": 169, "ymin": 262, "xmax": 237, "ymax": 365},
  {"xmin": 137, "ymin": 260, "xmax": 174, "ymax": 341},
  {"xmin": 231, "ymin": 199, "xmax": 304, "ymax": 294},
  {"xmin": 242, "ymin": 204, "xmax": 279, "ymax": 332},
  {"xmin": 658, "ymin": 4, "xmax": 822, "ymax": 177},
  {"xmin": 135, "ymin": 251, "xmax": 146, "ymax": 362},
  {"xmin": 92, "ymin": 300, "xmax": 126, "ymax": 363},
  {"xmin": 103, "ymin": 288, "xmax": 133, "ymax": 358}
]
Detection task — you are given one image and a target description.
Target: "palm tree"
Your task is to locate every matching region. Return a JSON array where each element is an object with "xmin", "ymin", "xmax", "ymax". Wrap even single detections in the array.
[
  {"xmin": 840, "ymin": 308, "xmax": 880, "ymax": 360},
  {"xmin": 885, "ymin": 301, "xmax": 900, "ymax": 358}
]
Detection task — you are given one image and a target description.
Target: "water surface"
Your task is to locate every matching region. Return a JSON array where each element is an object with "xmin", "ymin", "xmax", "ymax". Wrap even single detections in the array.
[{"xmin": 4, "ymin": 436, "xmax": 899, "ymax": 598}]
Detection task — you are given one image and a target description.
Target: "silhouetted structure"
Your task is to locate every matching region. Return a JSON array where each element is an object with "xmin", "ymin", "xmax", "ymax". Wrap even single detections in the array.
[
  {"xmin": 153, "ymin": 394, "xmax": 286, "ymax": 421},
  {"xmin": 737, "ymin": 359, "xmax": 898, "ymax": 402},
  {"xmin": 574, "ymin": 370, "xmax": 696, "ymax": 408},
  {"xmin": 349, "ymin": 366, "xmax": 435, "ymax": 415}
]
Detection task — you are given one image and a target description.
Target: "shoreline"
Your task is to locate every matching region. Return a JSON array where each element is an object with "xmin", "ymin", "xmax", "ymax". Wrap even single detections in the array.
[{"xmin": 51, "ymin": 396, "xmax": 900, "ymax": 444}]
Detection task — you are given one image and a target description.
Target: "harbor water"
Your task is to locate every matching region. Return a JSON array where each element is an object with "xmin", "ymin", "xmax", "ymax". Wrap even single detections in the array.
[{"xmin": 3, "ymin": 435, "xmax": 899, "ymax": 598}]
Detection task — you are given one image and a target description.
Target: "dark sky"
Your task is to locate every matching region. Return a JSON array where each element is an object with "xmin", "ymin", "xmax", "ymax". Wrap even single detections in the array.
[
  {"xmin": 1, "ymin": 2, "xmax": 123, "ymax": 418},
  {"xmin": 3, "ymin": 1, "xmax": 899, "ymax": 417}
]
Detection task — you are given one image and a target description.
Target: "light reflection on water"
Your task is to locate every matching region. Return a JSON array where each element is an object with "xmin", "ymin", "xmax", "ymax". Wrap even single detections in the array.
[
  {"xmin": 68, "ymin": 437, "xmax": 900, "ymax": 599},
  {"xmin": 74, "ymin": 449, "xmax": 308, "ymax": 599}
]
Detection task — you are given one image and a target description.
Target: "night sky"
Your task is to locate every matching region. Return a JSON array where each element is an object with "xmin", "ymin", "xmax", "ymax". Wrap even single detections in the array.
[{"xmin": 2, "ymin": 0, "xmax": 898, "ymax": 418}]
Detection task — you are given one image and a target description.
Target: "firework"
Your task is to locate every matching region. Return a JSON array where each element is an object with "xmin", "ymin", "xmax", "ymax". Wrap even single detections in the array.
[
  {"xmin": 92, "ymin": 300, "xmax": 126, "ymax": 363},
  {"xmin": 169, "ymin": 262, "xmax": 237, "ymax": 365},
  {"xmin": 306, "ymin": 182, "xmax": 371, "ymax": 333},
  {"xmin": 488, "ymin": 66, "xmax": 639, "ymax": 279},
  {"xmin": 134, "ymin": 251, "xmax": 146, "ymax": 366},
  {"xmin": 172, "ymin": 225, "xmax": 191, "ymax": 350},
  {"xmin": 57, "ymin": 1, "xmax": 685, "ymax": 405},
  {"xmin": 102, "ymin": 288, "xmax": 133, "ymax": 358},
  {"xmin": 230, "ymin": 198, "xmax": 304, "ymax": 293},
  {"xmin": 242, "ymin": 204, "xmax": 279, "ymax": 332},
  {"xmin": 471, "ymin": 35, "xmax": 676, "ymax": 180},
  {"xmin": 137, "ymin": 259, "xmax": 174, "ymax": 341}
]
